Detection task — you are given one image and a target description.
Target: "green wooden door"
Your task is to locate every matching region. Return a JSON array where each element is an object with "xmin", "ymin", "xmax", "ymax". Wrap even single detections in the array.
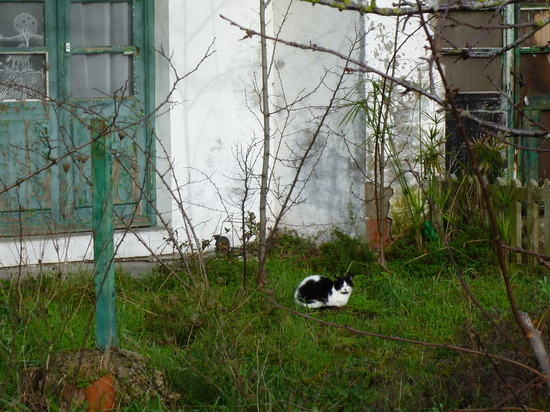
[
  {"xmin": 516, "ymin": 3, "xmax": 550, "ymax": 182},
  {"xmin": 0, "ymin": 0, "xmax": 154, "ymax": 235}
]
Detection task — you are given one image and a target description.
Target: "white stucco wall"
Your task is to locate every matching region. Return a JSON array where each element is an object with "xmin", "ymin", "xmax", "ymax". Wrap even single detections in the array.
[
  {"xmin": 269, "ymin": 1, "xmax": 367, "ymax": 237},
  {"xmin": 166, "ymin": 1, "xmax": 264, "ymax": 247},
  {"xmin": 162, "ymin": 0, "xmax": 371, "ymax": 246}
]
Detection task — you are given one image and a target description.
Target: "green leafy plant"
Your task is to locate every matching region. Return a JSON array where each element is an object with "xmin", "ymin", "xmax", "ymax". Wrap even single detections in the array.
[
  {"xmin": 472, "ymin": 134, "xmax": 506, "ymax": 183},
  {"xmin": 311, "ymin": 227, "xmax": 375, "ymax": 277},
  {"xmin": 537, "ymin": 276, "xmax": 550, "ymax": 300},
  {"xmin": 493, "ymin": 188, "xmax": 514, "ymax": 246}
]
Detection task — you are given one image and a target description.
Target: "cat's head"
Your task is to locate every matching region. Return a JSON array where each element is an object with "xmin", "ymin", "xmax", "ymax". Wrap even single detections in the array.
[{"xmin": 333, "ymin": 276, "xmax": 353, "ymax": 294}]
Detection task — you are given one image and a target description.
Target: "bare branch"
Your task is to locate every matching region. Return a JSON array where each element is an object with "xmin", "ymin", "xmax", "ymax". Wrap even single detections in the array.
[
  {"xmin": 265, "ymin": 295, "xmax": 546, "ymax": 380},
  {"xmin": 297, "ymin": 0, "xmax": 524, "ymax": 16}
]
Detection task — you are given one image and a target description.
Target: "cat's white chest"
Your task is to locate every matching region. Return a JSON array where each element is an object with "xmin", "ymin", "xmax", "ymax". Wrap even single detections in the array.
[{"xmin": 326, "ymin": 287, "xmax": 352, "ymax": 307}]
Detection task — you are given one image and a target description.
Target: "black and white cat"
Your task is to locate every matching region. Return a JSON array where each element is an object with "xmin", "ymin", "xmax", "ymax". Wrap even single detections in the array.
[{"xmin": 294, "ymin": 275, "xmax": 354, "ymax": 308}]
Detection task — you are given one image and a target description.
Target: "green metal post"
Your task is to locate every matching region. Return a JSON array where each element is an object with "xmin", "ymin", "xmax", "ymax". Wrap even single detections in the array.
[{"xmin": 92, "ymin": 120, "xmax": 118, "ymax": 350}]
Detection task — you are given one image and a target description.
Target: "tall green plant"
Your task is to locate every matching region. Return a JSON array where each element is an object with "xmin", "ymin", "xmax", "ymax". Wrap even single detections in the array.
[
  {"xmin": 401, "ymin": 111, "xmax": 449, "ymax": 249},
  {"xmin": 384, "ymin": 108, "xmax": 449, "ymax": 252},
  {"xmin": 343, "ymin": 63, "xmax": 469, "ymax": 252},
  {"xmin": 491, "ymin": 179, "xmax": 515, "ymax": 246},
  {"xmin": 342, "ymin": 79, "xmax": 396, "ymax": 261},
  {"xmin": 472, "ymin": 134, "xmax": 506, "ymax": 184}
]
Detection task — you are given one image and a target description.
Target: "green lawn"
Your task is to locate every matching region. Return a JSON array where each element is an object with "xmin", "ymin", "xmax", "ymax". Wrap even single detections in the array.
[{"xmin": 1, "ymin": 231, "xmax": 549, "ymax": 411}]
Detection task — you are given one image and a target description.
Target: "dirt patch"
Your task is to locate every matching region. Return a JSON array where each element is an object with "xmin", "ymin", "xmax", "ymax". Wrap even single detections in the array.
[{"xmin": 17, "ymin": 348, "xmax": 180, "ymax": 411}]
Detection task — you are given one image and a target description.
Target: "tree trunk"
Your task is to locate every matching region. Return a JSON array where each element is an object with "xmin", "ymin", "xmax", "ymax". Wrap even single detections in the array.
[{"xmin": 257, "ymin": 0, "xmax": 270, "ymax": 287}]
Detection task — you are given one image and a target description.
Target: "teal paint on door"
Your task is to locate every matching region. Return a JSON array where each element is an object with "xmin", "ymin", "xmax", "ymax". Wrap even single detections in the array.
[
  {"xmin": 516, "ymin": 5, "xmax": 550, "ymax": 182},
  {"xmin": 0, "ymin": 0, "xmax": 154, "ymax": 236}
]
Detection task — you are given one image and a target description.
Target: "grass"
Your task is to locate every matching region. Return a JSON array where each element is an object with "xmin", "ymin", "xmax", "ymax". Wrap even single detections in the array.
[{"xmin": 1, "ymin": 230, "xmax": 550, "ymax": 411}]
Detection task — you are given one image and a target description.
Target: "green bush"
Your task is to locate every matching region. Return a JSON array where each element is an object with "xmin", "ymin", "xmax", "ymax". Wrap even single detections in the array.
[
  {"xmin": 269, "ymin": 228, "xmax": 319, "ymax": 260},
  {"xmin": 386, "ymin": 224, "xmax": 498, "ymax": 277},
  {"xmin": 310, "ymin": 227, "xmax": 375, "ymax": 277}
]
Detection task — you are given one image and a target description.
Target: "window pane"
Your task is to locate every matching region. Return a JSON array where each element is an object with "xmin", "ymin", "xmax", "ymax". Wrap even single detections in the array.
[
  {"xmin": 520, "ymin": 9, "xmax": 550, "ymax": 48},
  {"xmin": 442, "ymin": 56, "xmax": 502, "ymax": 92},
  {"xmin": 0, "ymin": 2, "xmax": 45, "ymax": 47},
  {"xmin": 71, "ymin": 2, "xmax": 131, "ymax": 47},
  {"xmin": 520, "ymin": 54, "xmax": 550, "ymax": 96},
  {"xmin": 440, "ymin": 11, "xmax": 503, "ymax": 49},
  {"xmin": 0, "ymin": 53, "xmax": 47, "ymax": 100},
  {"xmin": 71, "ymin": 53, "xmax": 133, "ymax": 98}
]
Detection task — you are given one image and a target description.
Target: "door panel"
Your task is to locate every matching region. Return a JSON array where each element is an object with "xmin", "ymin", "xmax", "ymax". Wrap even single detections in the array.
[
  {"xmin": 0, "ymin": 0, "xmax": 54, "ymax": 234},
  {"xmin": 516, "ymin": 4, "xmax": 550, "ymax": 182},
  {"xmin": 67, "ymin": 110, "xmax": 152, "ymax": 229},
  {"xmin": 0, "ymin": 0, "xmax": 153, "ymax": 235},
  {"xmin": 0, "ymin": 112, "xmax": 51, "ymax": 212},
  {"xmin": 67, "ymin": 0, "xmax": 151, "ymax": 230}
]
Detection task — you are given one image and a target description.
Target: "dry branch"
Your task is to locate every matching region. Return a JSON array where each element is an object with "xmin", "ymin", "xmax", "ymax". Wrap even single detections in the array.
[{"xmin": 297, "ymin": 0, "xmax": 522, "ymax": 16}]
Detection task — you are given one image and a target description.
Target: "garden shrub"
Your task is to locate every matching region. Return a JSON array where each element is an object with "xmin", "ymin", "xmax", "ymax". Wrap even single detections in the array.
[
  {"xmin": 310, "ymin": 227, "xmax": 375, "ymax": 277},
  {"xmin": 386, "ymin": 224, "xmax": 498, "ymax": 277}
]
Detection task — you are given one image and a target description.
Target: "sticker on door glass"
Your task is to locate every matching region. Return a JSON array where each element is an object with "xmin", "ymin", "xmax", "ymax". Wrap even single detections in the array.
[
  {"xmin": 0, "ymin": 52, "xmax": 46, "ymax": 100},
  {"xmin": 0, "ymin": 6, "xmax": 45, "ymax": 47},
  {"xmin": 0, "ymin": 12, "xmax": 46, "ymax": 100}
]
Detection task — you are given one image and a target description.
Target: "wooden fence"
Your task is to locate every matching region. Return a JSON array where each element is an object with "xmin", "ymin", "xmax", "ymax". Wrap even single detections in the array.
[{"xmin": 493, "ymin": 178, "xmax": 550, "ymax": 267}]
